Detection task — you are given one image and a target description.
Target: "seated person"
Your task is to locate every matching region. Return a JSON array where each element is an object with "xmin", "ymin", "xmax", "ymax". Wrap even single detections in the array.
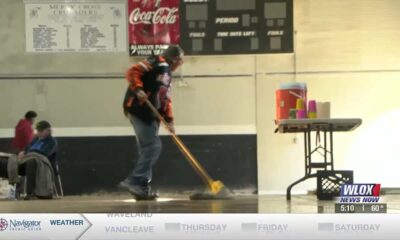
[
  {"xmin": 20, "ymin": 120, "xmax": 58, "ymax": 175},
  {"xmin": 0, "ymin": 121, "xmax": 58, "ymax": 200}
]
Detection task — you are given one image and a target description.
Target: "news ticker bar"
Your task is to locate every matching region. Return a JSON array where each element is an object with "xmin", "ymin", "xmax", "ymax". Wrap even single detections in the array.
[{"xmin": 0, "ymin": 213, "xmax": 399, "ymax": 240}]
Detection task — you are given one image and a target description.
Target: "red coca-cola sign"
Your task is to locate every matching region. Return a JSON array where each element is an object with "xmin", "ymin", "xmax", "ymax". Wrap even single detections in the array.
[{"xmin": 128, "ymin": 0, "xmax": 180, "ymax": 56}]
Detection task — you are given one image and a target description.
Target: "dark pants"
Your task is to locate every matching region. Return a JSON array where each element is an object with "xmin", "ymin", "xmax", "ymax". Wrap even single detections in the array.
[
  {"xmin": 125, "ymin": 114, "xmax": 162, "ymax": 191},
  {"xmin": 22, "ymin": 160, "xmax": 37, "ymax": 195},
  {"xmin": 0, "ymin": 158, "xmax": 8, "ymax": 178},
  {"xmin": 0, "ymin": 158, "xmax": 36, "ymax": 195}
]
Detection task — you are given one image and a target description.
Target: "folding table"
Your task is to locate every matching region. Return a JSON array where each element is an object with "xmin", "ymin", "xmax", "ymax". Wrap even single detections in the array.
[{"xmin": 276, "ymin": 118, "xmax": 362, "ymax": 200}]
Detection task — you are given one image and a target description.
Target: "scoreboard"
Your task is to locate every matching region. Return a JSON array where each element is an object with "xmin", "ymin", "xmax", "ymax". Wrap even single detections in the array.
[
  {"xmin": 128, "ymin": 0, "xmax": 293, "ymax": 56},
  {"xmin": 180, "ymin": 0, "xmax": 293, "ymax": 55}
]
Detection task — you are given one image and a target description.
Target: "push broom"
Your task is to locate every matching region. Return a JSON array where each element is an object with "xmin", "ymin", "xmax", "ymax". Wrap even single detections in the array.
[{"xmin": 144, "ymin": 99, "xmax": 232, "ymax": 200}]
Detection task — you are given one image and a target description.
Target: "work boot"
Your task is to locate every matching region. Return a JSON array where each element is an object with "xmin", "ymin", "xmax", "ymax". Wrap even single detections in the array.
[
  {"xmin": 118, "ymin": 177, "xmax": 159, "ymax": 201},
  {"xmin": 118, "ymin": 180, "xmax": 147, "ymax": 199},
  {"xmin": 136, "ymin": 185, "xmax": 159, "ymax": 201}
]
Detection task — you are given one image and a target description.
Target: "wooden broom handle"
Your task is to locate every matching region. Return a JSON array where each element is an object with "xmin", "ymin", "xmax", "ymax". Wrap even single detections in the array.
[{"xmin": 144, "ymin": 99, "xmax": 215, "ymax": 187}]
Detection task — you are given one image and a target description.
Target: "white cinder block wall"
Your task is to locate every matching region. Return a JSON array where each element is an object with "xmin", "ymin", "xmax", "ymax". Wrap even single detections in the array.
[{"xmin": 1, "ymin": 0, "xmax": 400, "ymax": 193}]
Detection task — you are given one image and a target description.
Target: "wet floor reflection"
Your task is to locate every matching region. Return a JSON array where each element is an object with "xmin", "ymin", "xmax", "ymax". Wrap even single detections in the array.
[
  {"xmin": 111, "ymin": 197, "xmax": 259, "ymax": 213},
  {"xmin": 0, "ymin": 194, "xmax": 399, "ymax": 213}
]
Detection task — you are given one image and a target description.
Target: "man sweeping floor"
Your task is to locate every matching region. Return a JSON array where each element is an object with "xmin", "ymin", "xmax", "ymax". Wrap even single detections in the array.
[{"xmin": 119, "ymin": 45, "xmax": 184, "ymax": 200}]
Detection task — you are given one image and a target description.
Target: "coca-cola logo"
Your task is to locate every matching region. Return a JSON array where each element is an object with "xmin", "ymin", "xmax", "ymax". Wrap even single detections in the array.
[{"xmin": 129, "ymin": 7, "xmax": 178, "ymax": 25}]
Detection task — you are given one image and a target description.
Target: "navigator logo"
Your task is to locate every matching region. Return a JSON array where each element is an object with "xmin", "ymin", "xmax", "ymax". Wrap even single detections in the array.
[
  {"xmin": 9, "ymin": 219, "xmax": 41, "ymax": 232},
  {"xmin": 0, "ymin": 218, "xmax": 8, "ymax": 231}
]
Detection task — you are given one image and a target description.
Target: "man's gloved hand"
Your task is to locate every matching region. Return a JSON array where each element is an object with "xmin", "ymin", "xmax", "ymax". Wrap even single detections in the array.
[
  {"xmin": 166, "ymin": 122, "xmax": 175, "ymax": 134},
  {"xmin": 136, "ymin": 89, "xmax": 148, "ymax": 102}
]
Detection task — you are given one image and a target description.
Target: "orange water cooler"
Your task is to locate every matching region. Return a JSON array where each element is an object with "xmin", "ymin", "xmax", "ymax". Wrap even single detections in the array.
[{"xmin": 275, "ymin": 83, "xmax": 307, "ymax": 120}]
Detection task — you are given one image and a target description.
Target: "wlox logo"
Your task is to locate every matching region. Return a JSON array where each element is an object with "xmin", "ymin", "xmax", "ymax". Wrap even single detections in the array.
[{"xmin": 339, "ymin": 184, "xmax": 381, "ymax": 203}]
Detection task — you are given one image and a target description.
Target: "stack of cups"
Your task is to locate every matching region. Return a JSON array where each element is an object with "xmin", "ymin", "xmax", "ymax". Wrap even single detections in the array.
[
  {"xmin": 289, "ymin": 108, "xmax": 297, "ymax": 119},
  {"xmin": 296, "ymin": 98, "xmax": 306, "ymax": 119},
  {"xmin": 317, "ymin": 102, "xmax": 331, "ymax": 119},
  {"xmin": 308, "ymin": 100, "xmax": 317, "ymax": 119},
  {"xmin": 291, "ymin": 99, "xmax": 320, "ymax": 119}
]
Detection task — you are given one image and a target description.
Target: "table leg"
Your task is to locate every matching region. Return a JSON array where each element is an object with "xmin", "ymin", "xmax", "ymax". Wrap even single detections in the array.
[
  {"xmin": 286, "ymin": 174, "xmax": 317, "ymax": 200},
  {"xmin": 304, "ymin": 132, "xmax": 307, "ymax": 175},
  {"xmin": 329, "ymin": 124, "xmax": 334, "ymax": 170},
  {"xmin": 307, "ymin": 127, "xmax": 312, "ymax": 174},
  {"xmin": 324, "ymin": 130, "xmax": 327, "ymax": 170}
]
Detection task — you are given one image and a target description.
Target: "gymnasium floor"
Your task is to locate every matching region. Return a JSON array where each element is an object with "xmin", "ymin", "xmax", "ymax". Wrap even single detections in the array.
[{"xmin": 0, "ymin": 194, "xmax": 399, "ymax": 213}]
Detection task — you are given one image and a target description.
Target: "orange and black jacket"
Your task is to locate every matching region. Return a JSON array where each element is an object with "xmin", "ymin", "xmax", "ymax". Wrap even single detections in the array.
[{"xmin": 123, "ymin": 55, "xmax": 174, "ymax": 123}]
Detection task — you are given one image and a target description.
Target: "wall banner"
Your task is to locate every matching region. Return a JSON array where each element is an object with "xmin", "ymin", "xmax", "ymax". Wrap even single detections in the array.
[
  {"xmin": 25, "ymin": 1, "xmax": 127, "ymax": 53},
  {"xmin": 128, "ymin": 0, "xmax": 180, "ymax": 56}
]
